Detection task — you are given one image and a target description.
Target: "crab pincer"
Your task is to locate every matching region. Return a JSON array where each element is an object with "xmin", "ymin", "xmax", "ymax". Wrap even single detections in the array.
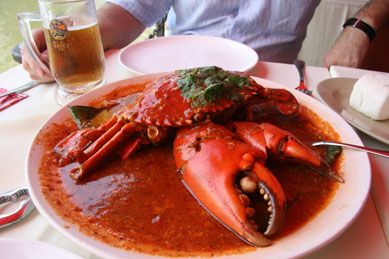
[{"xmin": 174, "ymin": 120, "xmax": 343, "ymax": 246}]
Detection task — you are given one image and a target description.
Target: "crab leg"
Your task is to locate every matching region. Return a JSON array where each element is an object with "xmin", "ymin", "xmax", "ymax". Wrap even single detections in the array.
[
  {"xmin": 70, "ymin": 121, "xmax": 145, "ymax": 180},
  {"xmin": 53, "ymin": 118, "xmax": 118, "ymax": 166},
  {"xmin": 253, "ymin": 85, "xmax": 300, "ymax": 115},
  {"xmin": 84, "ymin": 117, "xmax": 125, "ymax": 158},
  {"xmin": 54, "ymin": 115, "xmax": 147, "ymax": 181},
  {"xmin": 174, "ymin": 122, "xmax": 286, "ymax": 247}
]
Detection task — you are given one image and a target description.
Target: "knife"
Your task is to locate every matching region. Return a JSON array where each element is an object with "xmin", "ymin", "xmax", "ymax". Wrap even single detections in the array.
[{"xmin": 0, "ymin": 80, "xmax": 40, "ymax": 98}]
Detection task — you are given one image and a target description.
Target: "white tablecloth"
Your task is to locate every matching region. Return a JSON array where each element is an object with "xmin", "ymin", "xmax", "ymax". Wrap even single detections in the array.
[
  {"xmin": 329, "ymin": 65, "xmax": 389, "ymax": 245},
  {"xmin": 0, "ymin": 49, "xmax": 388, "ymax": 258}
]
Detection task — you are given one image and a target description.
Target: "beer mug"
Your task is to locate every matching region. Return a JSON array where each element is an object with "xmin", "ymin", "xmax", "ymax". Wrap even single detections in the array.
[{"xmin": 18, "ymin": 0, "xmax": 105, "ymax": 105}]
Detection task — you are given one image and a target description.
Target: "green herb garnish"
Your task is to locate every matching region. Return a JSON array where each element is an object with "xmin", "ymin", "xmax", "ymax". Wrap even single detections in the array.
[
  {"xmin": 176, "ymin": 66, "xmax": 251, "ymax": 107},
  {"xmin": 69, "ymin": 105, "xmax": 109, "ymax": 129},
  {"xmin": 326, "ymin": 145, "xmax": 342, "ymax": 165}
]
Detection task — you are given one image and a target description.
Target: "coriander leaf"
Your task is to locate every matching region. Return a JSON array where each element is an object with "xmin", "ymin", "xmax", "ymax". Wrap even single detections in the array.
[
  {"xmin": 176, "ymin": 66, "xmax": 251, "ymax": 107},
  {"xmin": 326, "ymin": 145, "xmax": 342, "ymax": 165}
]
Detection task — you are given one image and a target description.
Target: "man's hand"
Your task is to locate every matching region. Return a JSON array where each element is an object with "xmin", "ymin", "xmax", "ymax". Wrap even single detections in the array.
[
  {"xmin": 324, "ymin": 27, "xmax": 370, "ymax": 68},
  {"xmin": 20, "ymin": 29, "xmax": 54, "ymax": 83}
]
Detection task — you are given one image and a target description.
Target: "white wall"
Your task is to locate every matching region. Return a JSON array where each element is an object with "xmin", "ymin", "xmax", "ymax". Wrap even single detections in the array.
[{"xmin": 298, "ymin": 0, "xmax": 369, "ymax": 67}]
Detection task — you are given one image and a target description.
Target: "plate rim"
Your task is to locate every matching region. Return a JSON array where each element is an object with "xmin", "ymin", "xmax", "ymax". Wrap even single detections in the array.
[
  {"xmin": 118, "ymin": 35, "xmax": 259, "ymax": 75},
  {"xmin": 0, "ymin": 238, "xmax": 83, "ymax": 259},
  {"xmin": 26, "ymin": 74, "xmax": 371, "ymax": 259}
]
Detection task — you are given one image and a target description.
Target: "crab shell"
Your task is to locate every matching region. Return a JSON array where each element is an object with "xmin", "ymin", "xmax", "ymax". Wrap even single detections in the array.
[{"xmin": 116, "ymin": 72, "xmax": 299, "ymax": 129}]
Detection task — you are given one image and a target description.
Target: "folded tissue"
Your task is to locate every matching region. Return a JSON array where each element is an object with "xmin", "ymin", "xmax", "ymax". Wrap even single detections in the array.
[{"xmin": 0, "ymin": 88, "xmax": 28, "ymax": 111}]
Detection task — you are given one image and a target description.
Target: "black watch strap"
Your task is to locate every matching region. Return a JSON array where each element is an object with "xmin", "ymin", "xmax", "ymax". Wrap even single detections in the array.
[{"xmin": 343, "ymin": 18, "xmax": 376, "ymax": 41}]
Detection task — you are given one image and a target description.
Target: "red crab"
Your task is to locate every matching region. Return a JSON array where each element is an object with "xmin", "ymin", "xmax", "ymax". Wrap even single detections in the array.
[{"xmin": 54, "ymin": 66, "xmax": 343, "ymax": 247}]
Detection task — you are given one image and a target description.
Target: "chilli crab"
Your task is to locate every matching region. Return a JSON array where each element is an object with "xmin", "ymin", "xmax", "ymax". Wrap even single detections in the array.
[{"xmin": 54, "ymin": 66, "xmax": 343, "ymax": 247}]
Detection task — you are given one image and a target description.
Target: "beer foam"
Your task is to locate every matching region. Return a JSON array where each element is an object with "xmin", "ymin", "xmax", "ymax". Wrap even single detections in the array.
[
  {"xmin": 43, "ymin": 16, "xmax": 97, "ymax": 30},
  {"xmin": 67, "ymin": 22, "xmax": 98, "ymax": 31}
]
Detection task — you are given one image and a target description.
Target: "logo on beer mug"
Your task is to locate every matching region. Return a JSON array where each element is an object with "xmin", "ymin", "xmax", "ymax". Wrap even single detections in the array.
[{"xmin": 50, "ymin": 19, "xmax": 68, "ymax": 40}]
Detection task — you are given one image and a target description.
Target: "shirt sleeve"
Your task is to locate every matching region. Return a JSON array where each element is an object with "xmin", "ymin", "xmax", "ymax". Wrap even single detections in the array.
[{"xmin": 106, "ymin": 0, "xmax": 173, "ymax": 27}]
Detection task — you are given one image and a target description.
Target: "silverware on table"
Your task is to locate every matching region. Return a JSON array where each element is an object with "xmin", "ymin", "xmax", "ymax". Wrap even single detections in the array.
[
  {"xmin": 0, "ymin": 80, "xmax": 40, "ymax": 98},
  {"xmin": 312, "ymin": 141, "xmax": 389, "ymax": 158},
  {"xmin": 0, "ymin": 187, "xmax": 35, "ymax": 228},
  {"xmin": 293, "ymin": 60, "xmax": 312, "ymax": 95}
]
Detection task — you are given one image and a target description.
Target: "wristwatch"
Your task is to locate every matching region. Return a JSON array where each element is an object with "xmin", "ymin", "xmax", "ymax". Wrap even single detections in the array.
[{"xmin": 343, "ymin": 18, "xmax": 376, "ymax": 41}]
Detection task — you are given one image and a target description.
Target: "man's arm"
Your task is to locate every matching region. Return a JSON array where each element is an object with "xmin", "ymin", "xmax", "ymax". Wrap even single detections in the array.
[
  {"xmin": 324, "ymin": 0, "xmax": 389, "ymax": 68},
  {"xmin": 98, "ymin": 3, "xmax": 145, "ymax": 50}
]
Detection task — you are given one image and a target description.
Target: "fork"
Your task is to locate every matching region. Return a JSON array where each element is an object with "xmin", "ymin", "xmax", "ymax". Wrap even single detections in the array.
[{"xmin": 293, "ymin": 60, "xmax": 312, "ymax": 95}]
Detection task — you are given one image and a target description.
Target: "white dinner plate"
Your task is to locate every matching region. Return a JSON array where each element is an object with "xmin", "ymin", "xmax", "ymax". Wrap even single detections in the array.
[
  {"xmin": 0, "ymin": 238, "xmax": 82, "ymax": 259},
  {"xmin": 119, "ymin": 35, "xmax": 258, "ymax": 75},
  {"xmin": 317, "ymin": 78, "xmax": 389, "ymax": 145},
  {"xmin": 26, "ymin": 74, "xmax": 371, "ymax": 259}
]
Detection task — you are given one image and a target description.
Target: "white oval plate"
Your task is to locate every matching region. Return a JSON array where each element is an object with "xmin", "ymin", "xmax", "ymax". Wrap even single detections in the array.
[
  {"xmin": 0, "ymin": 238, "xmax": 83, "ymax": 259},
  {"xmin": 26, "ymin": 74, "xmax": 371, "ymax": 259},
  {"xmin": 316, "ymin": 77, "xmax": 389, "ymax": 145},
  {"xmin": 119, "ymin": 35, "xmax": 259, "ymax": 75}
]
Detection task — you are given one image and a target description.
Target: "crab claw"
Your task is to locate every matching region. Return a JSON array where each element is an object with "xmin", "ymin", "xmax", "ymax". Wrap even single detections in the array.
[
  {"xmin": 233, "ymin": 122, "xmax": 344, "ymax": 183},
  {"xmin": 174, "ymin": 121, "xmax": 286, "ymax": 247}
]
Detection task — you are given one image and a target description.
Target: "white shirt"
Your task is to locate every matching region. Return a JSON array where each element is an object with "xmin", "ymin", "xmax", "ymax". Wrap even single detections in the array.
[{"xmin": 107, "ymin": 0, "xmax": 321, "ymax": 63}]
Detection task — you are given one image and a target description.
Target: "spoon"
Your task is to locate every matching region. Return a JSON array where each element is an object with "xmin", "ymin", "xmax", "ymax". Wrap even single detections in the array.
[{"xmin": 312, "ymin": 141, "xmax": 389, "ymax": 158}]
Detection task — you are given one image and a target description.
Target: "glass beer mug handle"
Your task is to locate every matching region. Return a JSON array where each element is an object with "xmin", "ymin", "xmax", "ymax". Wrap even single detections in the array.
[{"xmin": 17, "ymin": 12, "xmax": 51, "ymax": 74}]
